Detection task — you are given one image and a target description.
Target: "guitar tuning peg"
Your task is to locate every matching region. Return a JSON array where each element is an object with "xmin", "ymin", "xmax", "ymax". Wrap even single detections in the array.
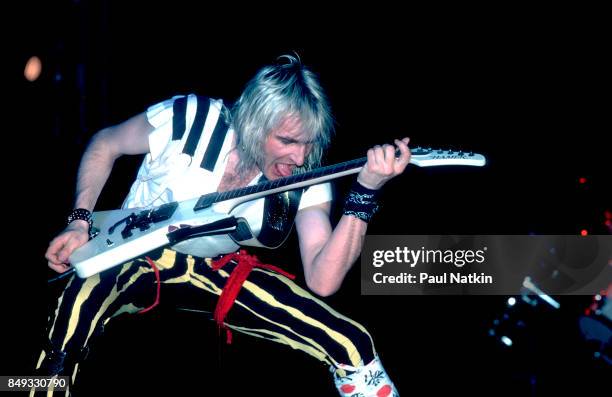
[{"xmin": 410, "ymin": 146, "xmax": 430, "ymax": 155}]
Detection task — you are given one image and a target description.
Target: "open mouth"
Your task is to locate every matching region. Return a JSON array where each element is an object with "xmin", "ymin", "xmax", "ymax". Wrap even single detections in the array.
[{"xmin": 274, "ymin": 163, "xmax": 294, "ymax": 178}]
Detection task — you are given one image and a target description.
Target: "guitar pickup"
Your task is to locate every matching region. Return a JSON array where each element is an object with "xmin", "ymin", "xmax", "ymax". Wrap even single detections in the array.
[
  {"xmin": 150, "ymin": 202, "xmax": 179, "ymax": 222},
  {"xmin": 117, "ymin": 202, "xmax": 179, "ymax": 240}
]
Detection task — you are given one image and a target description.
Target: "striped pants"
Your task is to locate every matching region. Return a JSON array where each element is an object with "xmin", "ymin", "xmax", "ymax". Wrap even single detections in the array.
[{"xmin": 32, "ymin": 248, "xmax": 376, "ymax": 396}]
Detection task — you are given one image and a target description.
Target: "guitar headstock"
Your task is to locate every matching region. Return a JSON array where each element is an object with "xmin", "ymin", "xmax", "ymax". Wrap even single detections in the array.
[{"xmin": 409, "ymin": 146, "xmax": 486, "ymax": 167}]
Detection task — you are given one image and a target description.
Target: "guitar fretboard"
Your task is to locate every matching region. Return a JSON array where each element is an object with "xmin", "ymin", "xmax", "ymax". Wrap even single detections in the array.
[{"xmin": 194, "ymin": 156, "xmax": 367, "ymax": 211}]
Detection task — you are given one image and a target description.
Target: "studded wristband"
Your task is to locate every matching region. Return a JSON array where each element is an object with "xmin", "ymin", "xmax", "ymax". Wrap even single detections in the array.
[{"xmin": 67, "ymin": 208, "xmax": 93, "ymax": 235}]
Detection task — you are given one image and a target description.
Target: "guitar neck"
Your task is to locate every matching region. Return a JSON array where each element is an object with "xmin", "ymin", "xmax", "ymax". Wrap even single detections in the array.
[
  {"xmin": 192, "ymin": 145, "xmax": 486, "ymax": 211},
  {"xmin": 194, "ymin": 157, "xmax": 366, "ymax": 211}
]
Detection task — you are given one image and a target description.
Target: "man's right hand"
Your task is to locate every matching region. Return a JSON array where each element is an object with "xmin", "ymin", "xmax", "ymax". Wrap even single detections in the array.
[{"xmin": 46, "ymin": 220, "xmax": 90, "ymax": 273}]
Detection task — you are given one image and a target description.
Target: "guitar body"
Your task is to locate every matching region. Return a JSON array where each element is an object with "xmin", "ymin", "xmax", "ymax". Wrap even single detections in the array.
[{"xmin": 71, "ymin": 190, "xmax": 303, "ymax": 278}]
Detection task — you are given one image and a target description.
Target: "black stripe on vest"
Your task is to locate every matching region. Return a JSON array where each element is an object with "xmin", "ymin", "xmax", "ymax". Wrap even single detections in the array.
[
  {"xmin": 200, "ymin": 110, "xmax": 229, "ymax": 171},
  {"xmin": 182, "ymin": 96, "xmax": 210, "ymax": 157},
  {"xmin": 172, "ymin": 96, "xmax": 188, "ymax": 140}
]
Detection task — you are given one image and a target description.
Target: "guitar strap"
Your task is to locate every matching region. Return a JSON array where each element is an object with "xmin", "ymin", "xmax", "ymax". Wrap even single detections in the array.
[{"xmin": 253, "ymin": 174, "xmax": 304, "ymax": 248}]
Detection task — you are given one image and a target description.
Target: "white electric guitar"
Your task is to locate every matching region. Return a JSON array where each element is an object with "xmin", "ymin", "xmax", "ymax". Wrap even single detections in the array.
[{"xmin": 70, "ymin": 147, "xmax": 485, "ymax": 278}]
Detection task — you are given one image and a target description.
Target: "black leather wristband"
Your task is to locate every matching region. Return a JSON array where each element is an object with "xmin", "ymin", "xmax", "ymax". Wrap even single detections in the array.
[{"xmin": 343, "ymin": 180, "xmax": 380, "ymax": 223}]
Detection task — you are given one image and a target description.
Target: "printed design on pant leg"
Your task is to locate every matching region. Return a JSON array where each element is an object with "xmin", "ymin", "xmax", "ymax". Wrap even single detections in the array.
[
  {"xmin": 333, "ymin": 356, "xmax": 399, "ymax": 397},
  {"xmin": 365, "ymin": 368, "xmax": 385, "ymax": 386},
  {"xmin": 376, "ymin": 385, "xmax": 393, "ymax": 397}
]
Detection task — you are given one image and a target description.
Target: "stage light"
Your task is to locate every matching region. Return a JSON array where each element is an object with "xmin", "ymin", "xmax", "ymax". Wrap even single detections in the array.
[
  {"xmin": 580, "ymin": 229, "xmax": 588, "ymax": 236},
  {"xmin": 24, "ymin": 56, "xmax": 43, "ymax": 82}
]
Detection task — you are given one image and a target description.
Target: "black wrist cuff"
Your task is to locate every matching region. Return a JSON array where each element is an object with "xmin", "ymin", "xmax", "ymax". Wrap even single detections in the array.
[{"xmin": 343, "ymin": 180, "xmax": 380, "ymax": 223}]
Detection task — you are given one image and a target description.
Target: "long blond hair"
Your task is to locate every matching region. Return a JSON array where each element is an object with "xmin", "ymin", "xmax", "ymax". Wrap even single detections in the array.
[{"xmin": 231, "ymin": 54, "xmax": 334, "ymax": 175}]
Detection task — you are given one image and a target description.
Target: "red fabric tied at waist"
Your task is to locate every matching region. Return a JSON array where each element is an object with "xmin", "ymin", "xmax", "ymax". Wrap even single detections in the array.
[{"xmin": 211, "ymin": 249, "xmax": 295, "ymax": 344}]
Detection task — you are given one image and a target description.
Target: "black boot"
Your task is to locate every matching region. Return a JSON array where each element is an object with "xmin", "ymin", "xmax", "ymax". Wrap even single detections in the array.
[
  {"xmin": 32, "ymin": 342, "xmax": 91, "ymax": 396},
  {"xmin": 36, "ymin": 344, "xmax": 68, "ymax": 376}
]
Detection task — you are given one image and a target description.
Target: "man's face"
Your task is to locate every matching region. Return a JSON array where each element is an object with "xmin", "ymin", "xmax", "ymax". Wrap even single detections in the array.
[{"xmin": 261, "ymin": 116, "xmax": 313, "ymax": 180}]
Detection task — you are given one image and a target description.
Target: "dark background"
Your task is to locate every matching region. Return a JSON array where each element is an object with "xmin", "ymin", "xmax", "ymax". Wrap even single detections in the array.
[{"xmin": 6, "ymin": 1, "xmax": 610, "ymax": 395}]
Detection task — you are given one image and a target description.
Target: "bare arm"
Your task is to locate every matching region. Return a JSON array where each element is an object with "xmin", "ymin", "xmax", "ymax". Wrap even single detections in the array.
[
  {"xmin": 296, "ymin": 138, "xmax": 411, "ymax": 296},
  {"xmin": 46, "ymin": 113, "xmax": 153, "ymax": 272},
  {"xmin": 74, "ymin": 113, "xmax": 152, "ymax": 211},
  {"xmin": 295, "ymin": 202, "xmax": 367, "ymax": 296}
]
